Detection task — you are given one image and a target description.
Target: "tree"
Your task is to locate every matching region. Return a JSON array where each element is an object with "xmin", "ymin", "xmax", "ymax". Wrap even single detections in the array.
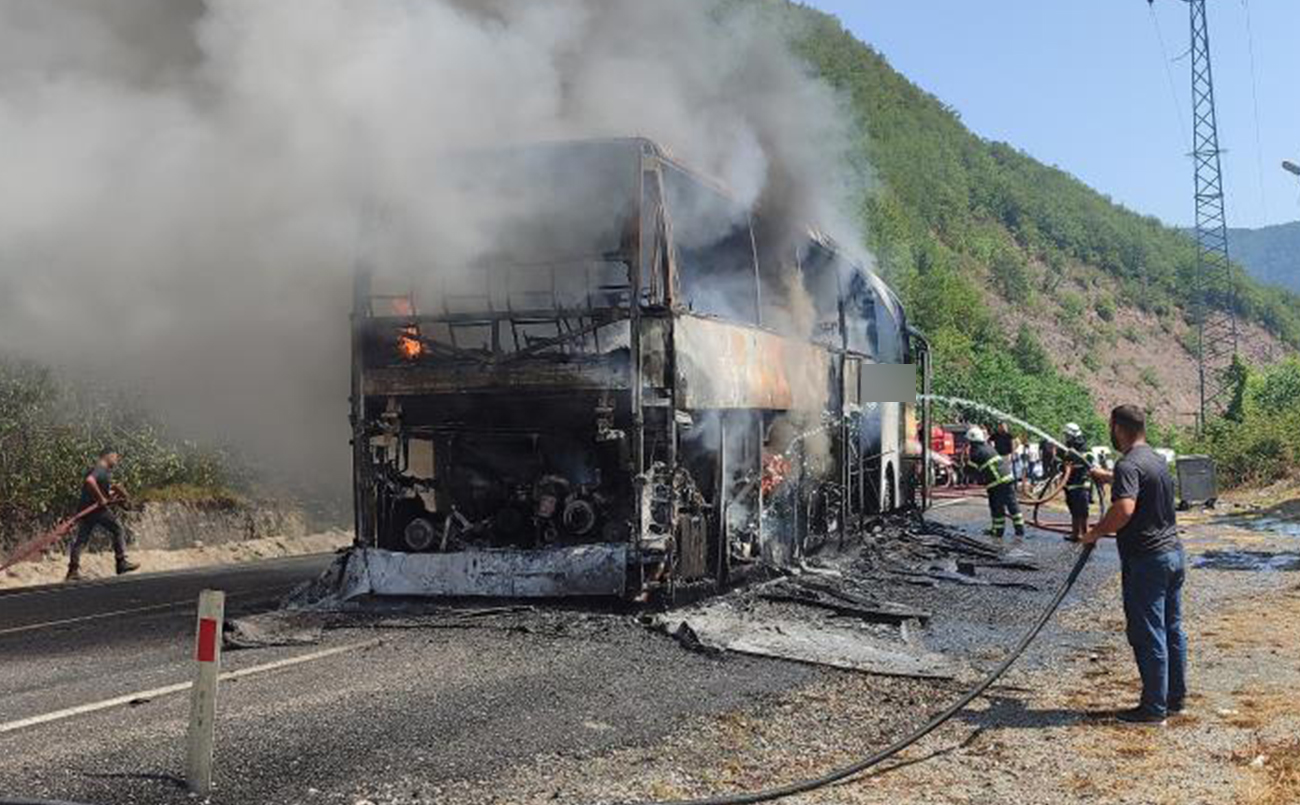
[
  {"xmin": 1012, "ymin": 325, "xmax": 1052, "ymax": 376},
  {"xmin": 1223, "ymin": 354, "xmax": 1249, "ymax": 424}
]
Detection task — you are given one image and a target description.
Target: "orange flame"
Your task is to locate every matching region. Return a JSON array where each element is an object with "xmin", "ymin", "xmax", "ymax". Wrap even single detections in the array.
[
  {"xmin": 397, "ymin": 326, "xmax": 423, "ymax": 360},
  {"xmin": 761, "ymin": 453, "xmax": 792, "ymax": 497}
]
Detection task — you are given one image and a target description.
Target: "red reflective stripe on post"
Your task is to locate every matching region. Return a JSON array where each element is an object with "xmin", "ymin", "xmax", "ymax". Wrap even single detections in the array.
[{"xmin": 196, "ymin": 618, "xmax": 218, "ymax": 662}]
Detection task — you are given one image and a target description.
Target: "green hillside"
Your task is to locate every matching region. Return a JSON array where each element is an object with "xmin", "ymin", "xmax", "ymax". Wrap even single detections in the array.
[
  {"xmin": 1227, "ymin": 223, "xmax": 1300, "ymax": 295},
  {"xmin": 773, "ymin": 1, "xmax": 1299, "ymax": 440}
]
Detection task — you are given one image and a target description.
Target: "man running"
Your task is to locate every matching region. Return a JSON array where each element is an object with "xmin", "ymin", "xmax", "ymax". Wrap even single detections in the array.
[{"xmin": 66, "ymin": 448, "xmax": 139, "ymax": 582}]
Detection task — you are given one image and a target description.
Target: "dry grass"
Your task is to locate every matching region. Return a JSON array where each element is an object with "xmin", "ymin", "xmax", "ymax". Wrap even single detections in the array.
[
  {"xmin": 1214, "ymin": 587, "xmax": 1300, "ymax": 804},
  {"xmin": 1054, "ymin": 576, "xmax": 1300, "ymax": 805},
  {"xmin": 1239, "ymin": 738, "xmax": 1300, "ymax": 805}
]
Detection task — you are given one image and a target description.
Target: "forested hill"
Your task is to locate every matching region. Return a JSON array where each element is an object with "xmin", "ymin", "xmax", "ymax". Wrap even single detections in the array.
[
  {"xmin": 775, "ymin": 1, "xmax": 1298, "ymax": 434},
  {"xmin": 1228, "ymin": 222, "xmax": 1300, "ymax": 295}
]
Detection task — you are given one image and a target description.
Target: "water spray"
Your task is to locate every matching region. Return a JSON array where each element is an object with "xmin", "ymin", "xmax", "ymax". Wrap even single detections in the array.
[
  {"xmin": 919, "ymin": 394, "xmax": 1101, "ymax": 534},
  {"xmin": 918, "ymin": 394, "xmax": 1090, "ymax": 462}
]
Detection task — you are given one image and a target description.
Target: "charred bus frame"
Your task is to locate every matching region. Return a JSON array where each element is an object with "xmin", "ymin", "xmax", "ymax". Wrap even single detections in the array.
[{"xmin": 347, "ymin": 138, "xmax": 920, "ymax": 600}]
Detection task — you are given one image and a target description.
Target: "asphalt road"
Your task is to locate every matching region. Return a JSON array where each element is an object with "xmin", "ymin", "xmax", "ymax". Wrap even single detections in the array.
[
  {"xmin": 0, "ymin": 555, "xmax": 336, "ymax": 731},
  {"xmin": 0, "ymin": 500, "xmax": 1102, "ymax": 805},
  {"xmin": 0, "ymin": 550, "xmax": 818, "ymax": 804}
]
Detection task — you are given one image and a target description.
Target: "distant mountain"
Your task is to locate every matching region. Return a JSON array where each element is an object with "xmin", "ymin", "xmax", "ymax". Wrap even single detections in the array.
[
  {"xmin": 782, "ymin": 1, "xmax": 1295, "ymax": 424},
  {"xmin": 1228, "ymin": 222, "xmax": 1300, "ymax": 294}
]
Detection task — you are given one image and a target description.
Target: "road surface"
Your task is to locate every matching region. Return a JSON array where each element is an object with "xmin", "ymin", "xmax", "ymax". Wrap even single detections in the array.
[
  {"xmin": 0, "ymin": 550, "xmax": 819, "ymax": 804},
  {"xmin": 0, "ymin": 500, "xmax": 1095, "ymax": 804}
]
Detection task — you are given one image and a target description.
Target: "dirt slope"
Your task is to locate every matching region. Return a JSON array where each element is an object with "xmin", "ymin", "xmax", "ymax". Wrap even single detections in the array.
[{"xmin": 988, "ymin": 258, "xmax": 1289, "ymax": 425}]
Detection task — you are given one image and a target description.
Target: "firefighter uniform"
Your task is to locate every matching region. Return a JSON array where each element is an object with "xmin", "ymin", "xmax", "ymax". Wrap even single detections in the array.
[
  {"xmin": 968, "ymin": 440, "xmax": 1026, "ymax": 538},
  {"xmin": 1063, "ymin": 436, "xmax": 1093, "ymax": 518}
]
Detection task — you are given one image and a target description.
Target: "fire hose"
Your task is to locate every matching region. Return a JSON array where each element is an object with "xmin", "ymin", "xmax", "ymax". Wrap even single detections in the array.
[
  {"xmin": 627, "ymin": 541, "xmax": 1095, "ymax": 805},
  {"xmin": 929, "ymin": 475, "xmax": 1098, "ymax": 538},
  {"xmin": 0, "ymin": 501, "xmax": 116, "ymax": 574}
]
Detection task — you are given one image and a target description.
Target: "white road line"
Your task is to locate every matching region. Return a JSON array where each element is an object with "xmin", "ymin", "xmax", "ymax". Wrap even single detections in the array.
[
  {"xmin": 0, "ymin": 601, "xmax": 192, "ymax": 636},
  {"xmin": 0, "ymin": 639, "xmax": 383, "ymax": 735},
  {"xmin": 0, "ymin": 587, "xmax": 293, "ymax": 637},
  {"xmin": 0, "ymin": 553, "xmax": 333, "ymax": 601}
]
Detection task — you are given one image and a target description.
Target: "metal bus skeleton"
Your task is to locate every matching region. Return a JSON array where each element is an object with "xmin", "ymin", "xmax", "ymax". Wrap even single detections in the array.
[{"xmin": 345, "ymin": 138, "xmax": 921, "ymax": 600}]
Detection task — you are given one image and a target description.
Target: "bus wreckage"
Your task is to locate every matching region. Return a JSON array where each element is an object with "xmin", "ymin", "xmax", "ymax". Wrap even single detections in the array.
[{"xmin": 339, "ymin": 138, "xmax": 924, "ymax": 601}]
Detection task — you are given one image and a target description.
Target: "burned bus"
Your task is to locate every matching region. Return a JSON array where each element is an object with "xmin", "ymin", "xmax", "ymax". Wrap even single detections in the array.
[{"xmin": 345, "ymin": 138, "xmax": 920, "ymax": 600}]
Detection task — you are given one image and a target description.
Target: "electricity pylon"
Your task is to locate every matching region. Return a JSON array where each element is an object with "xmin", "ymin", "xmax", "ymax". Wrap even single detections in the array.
[{"xmin": 1185, "ymin": 0, "xmax": 1239, "ymax": 422}]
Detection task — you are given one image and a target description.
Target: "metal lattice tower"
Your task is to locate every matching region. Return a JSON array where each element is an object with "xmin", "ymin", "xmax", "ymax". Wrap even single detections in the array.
[{"xmin": 1187, "ymin": 0, "xmax": 1239, "ymax": 422}]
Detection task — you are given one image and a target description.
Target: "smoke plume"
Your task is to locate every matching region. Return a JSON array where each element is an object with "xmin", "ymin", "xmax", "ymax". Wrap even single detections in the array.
[{"xmin": 0, "ymin": 0, "xmax": 860, "ymax": 497}]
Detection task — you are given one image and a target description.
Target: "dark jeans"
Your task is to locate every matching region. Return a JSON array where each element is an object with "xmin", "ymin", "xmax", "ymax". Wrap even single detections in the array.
[
  {"xmin": 69, "ymin": 510, "xmax": 127, "ymax": 569},
  {"xmin": 1121, "ymin": 546, "xmax": 1188, "ymax": 716}
]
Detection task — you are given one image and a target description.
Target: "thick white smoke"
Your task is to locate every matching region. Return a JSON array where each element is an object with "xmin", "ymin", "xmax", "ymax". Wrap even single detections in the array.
[{"xmin": 0, "ymin": 0, "xmax": 860, "ymax": 497}]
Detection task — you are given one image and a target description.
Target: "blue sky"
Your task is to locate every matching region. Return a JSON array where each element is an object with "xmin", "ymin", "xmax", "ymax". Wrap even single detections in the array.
[{"xmin": 805, "ymin": 1, "xmax": 1300, "ymax": 230}]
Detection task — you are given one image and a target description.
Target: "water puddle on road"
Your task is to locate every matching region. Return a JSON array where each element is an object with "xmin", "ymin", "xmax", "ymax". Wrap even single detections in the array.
[
  {"xmin": 1228, "ymin": 516, "xmax": 1300, "ymax": 539},
  {"xmin": 1194, "ymin": 550, "xmax": 1300, "ymax": 572}
]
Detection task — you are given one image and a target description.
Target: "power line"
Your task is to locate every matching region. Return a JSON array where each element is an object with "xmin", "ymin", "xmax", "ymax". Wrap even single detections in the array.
[
  {"xmin": 1148, "ymin": 4, "xmax": 1190, "ymax": 151},
  {"xmin": 1241, "ymin": 0, "xmax": 1270, "ymax": 222}
]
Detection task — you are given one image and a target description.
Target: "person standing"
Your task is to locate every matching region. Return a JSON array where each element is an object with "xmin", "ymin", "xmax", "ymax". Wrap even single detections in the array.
[
  {"xmin": 965, "ymin": 426, "xmax": 1026, "ymax": 539},
  {"xmin": 1010, "ymin": 436, "xmax": 1023, "ymax": 486},
  {"xmin": 1061, "ymin": 422, "xmax": 1092, "ymax": 543},
  {"xmin": 1040, "ymin": 436, "xmax": 1059, "ymax": 480},
  {"xmin": 1083, "ymin": 405, "xmax": 1186, "ymax": 725},
  {"xmin": 992, "ymin": 422, "xmax": 1014, "ymax": 458},
  {"xmin": 66, "ymin": 448, "xmax": 139, "ymax": 582},
  {"xmin": 1027, "ymin": 439, "xmax": 1043, "ymax": 482}
]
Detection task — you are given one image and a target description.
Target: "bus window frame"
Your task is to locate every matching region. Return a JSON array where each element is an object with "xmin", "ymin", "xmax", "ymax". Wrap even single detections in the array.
[{"xmin": 660, "ymin": 161, "xmax": 761, "ymax": 326}]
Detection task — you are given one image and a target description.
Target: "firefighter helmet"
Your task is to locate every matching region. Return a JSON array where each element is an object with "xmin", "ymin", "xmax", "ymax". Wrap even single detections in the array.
[{"xmin": 966, "ymin": 425, "xmax": 988, "ymax": 444}]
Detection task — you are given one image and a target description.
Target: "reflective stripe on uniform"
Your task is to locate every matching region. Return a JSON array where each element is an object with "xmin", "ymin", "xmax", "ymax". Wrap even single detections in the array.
[{"xmin": 980, "ymin": 456, "xmax": 1011, "ymax": 488}]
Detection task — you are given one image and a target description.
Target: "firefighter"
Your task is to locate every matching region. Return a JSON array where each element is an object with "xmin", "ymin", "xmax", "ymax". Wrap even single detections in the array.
[
  {"xmin": 1061, "ymin": 422, "xmax": 1092, "ymax": 543},
  {"xmin": 66, "ymin": 448, "xmax": 138, "ymax": 582},
  {"xmin": 966, "ymin": 425, "xmax": 1025, "ymax": 539}
]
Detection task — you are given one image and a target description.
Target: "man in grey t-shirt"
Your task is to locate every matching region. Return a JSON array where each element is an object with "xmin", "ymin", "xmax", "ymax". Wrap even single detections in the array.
[
  {"xmin": 1083, "ymin": 405, "xmax": 1187, "ymax": 725},
  {"xmin": 66, "ymin": 448, "xmax": 139, "ymax": 582}
]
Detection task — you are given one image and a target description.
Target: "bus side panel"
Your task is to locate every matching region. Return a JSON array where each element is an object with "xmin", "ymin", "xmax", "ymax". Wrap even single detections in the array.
[
  {"xmin": 673, "ymin": 315, "xmax": 829, "ymax": 411},
  {"xmin": 880, "ymin": 401, "xmax": 901, "ymax": 508}
]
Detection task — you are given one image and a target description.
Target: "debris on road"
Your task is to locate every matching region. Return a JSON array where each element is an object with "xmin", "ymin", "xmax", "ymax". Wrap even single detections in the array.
[
  {"xmin": 224, "ymin": 611, "xmax": 327, "ymax": 650},
  {"xmin": 656, "ymin": 513, "xmax": 1058, "ymax": 680},
  {"xmin": 659, "ymin": 602, "xmax": 955, "ymax": 679}
]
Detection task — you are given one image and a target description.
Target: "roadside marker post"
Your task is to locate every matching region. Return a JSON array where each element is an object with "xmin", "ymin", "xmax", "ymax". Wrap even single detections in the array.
[{"xmin": 187, "ymin": 589, "xmax": 225, "ymax": 795}]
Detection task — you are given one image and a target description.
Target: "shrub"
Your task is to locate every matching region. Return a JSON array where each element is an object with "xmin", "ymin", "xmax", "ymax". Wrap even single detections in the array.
[
  {"xmin": 0, "ymin": 356, "xmax": 241, "ymax": 546},
  {"xmin": 1187, "ymin": 357, "xmax": 1300, "ymax": 486},
  {"xmin": 1060, "ymin": 291, "xmax": 1086, "ymax": 319},
  {"xmin": 1012, "ymin": 324, "xmax": 1052, "ymax": 376},
  {"xmin": 991, "ymin": 248, "xmax": 1033, "ymax": 301}
]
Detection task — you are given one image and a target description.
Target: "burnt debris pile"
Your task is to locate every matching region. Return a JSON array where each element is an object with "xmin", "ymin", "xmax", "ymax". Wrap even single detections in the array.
[
  {"xmin": 850, "ymin": 515, "xmax": 1041, "ymax": 592},
  {"xmin": 661, "ymin": 513, "xmax": 1063, "ymax": 679}
]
